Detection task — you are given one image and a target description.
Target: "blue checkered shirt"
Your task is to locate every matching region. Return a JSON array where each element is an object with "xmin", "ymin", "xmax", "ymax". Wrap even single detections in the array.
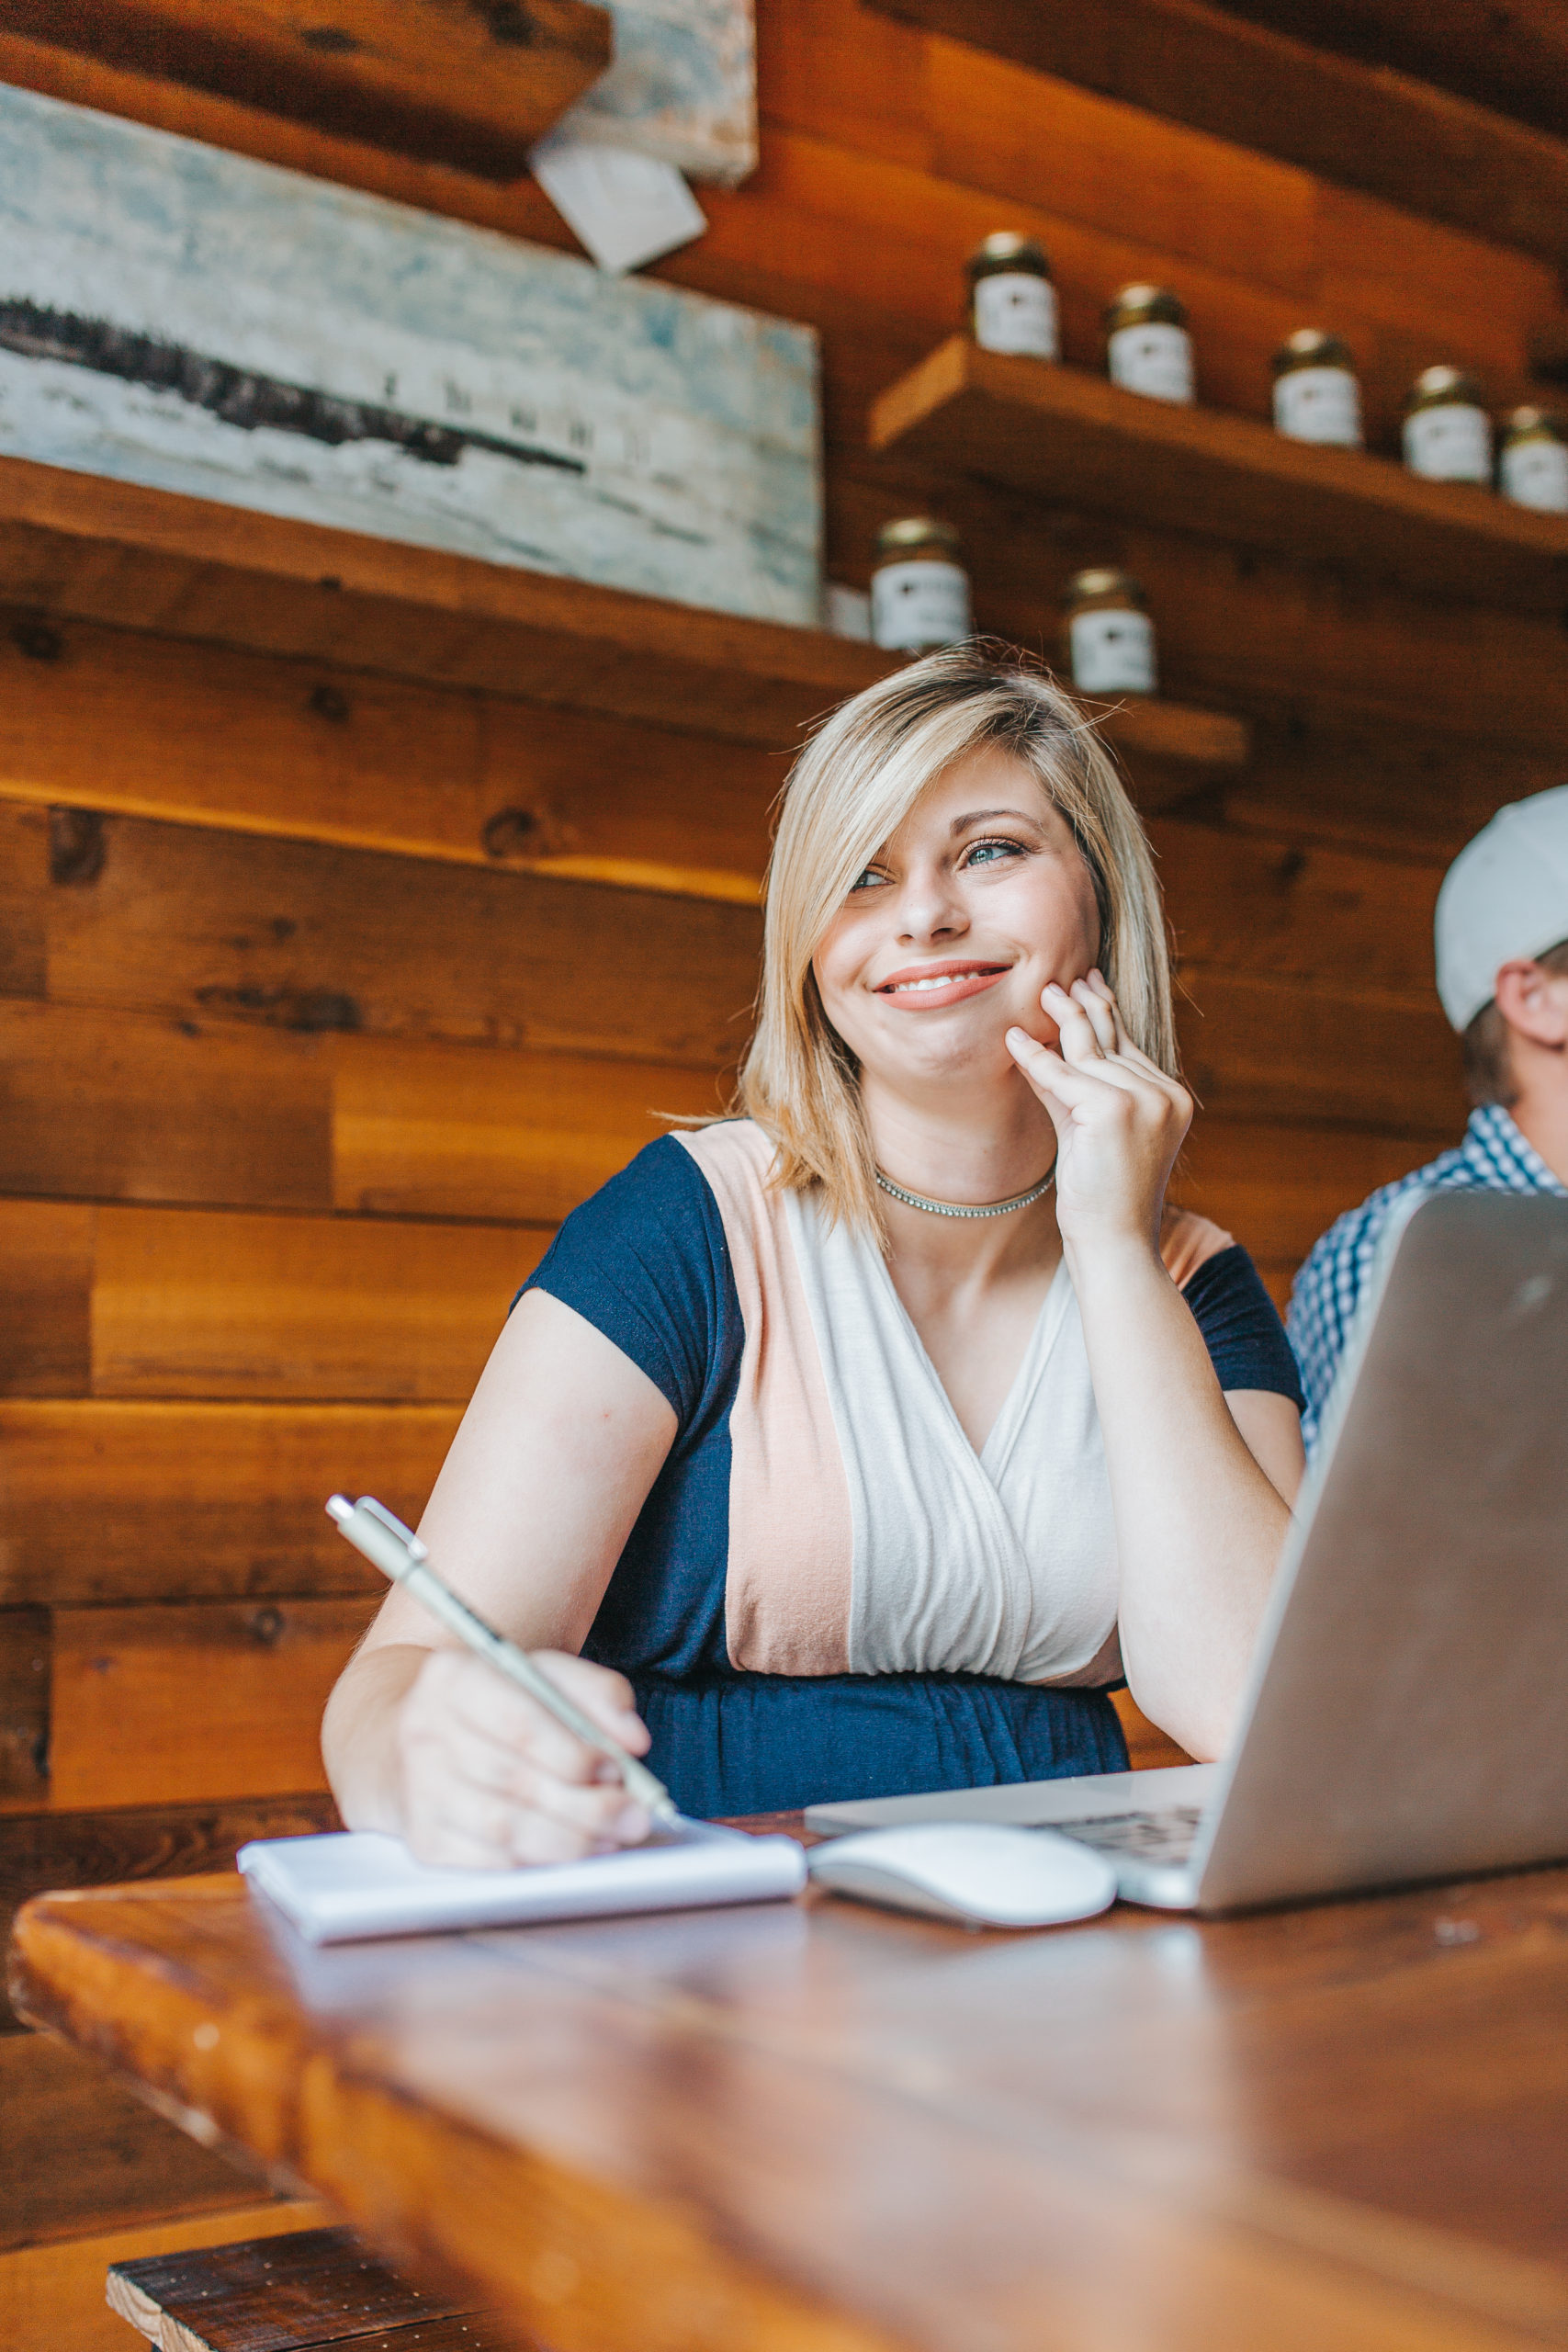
[{"xmin": 1287, "ymin": 1104, "xmax": 1567, "ymax": 1452}]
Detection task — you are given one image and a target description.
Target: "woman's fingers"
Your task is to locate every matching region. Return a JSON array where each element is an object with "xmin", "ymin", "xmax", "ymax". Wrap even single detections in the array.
[
  {"xmin": 1006, "ymin": 1030, "xmax": 1103, "ymax": 1110},
  {"xmin": 1068, "ymin": 975, "xmax": 1120, "ymax": 1056},
  {"xmin": 398, "ymin": 1646, "xmax": 655, "ymax": 1870},
  {"xmin": 529, "ymin": 1650, "xmax": 650, "ymax": 1750}
]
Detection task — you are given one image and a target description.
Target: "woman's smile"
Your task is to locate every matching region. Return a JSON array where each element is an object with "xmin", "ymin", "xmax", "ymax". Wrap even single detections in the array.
[{"xmin": 874, "ymin": 959, "xmax": 1011, "ymax": 1010}]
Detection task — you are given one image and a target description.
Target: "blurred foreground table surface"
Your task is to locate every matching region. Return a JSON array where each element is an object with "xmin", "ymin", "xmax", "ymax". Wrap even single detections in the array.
[{"xmin": 13, "ymin": 1833, "xmax": 1568, "ymax": 2352}]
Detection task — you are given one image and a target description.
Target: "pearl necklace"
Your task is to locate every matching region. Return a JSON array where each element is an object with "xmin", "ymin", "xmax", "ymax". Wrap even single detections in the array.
[{"xmin": 874, "ymin": 1167, "xmax": 1056, "ymax": 1219}]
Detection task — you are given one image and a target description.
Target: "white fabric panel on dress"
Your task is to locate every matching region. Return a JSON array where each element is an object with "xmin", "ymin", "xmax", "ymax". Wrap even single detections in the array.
[{"xmin": 783, "ymin": 1193, "xmax": 1121, "ymax": 1684}]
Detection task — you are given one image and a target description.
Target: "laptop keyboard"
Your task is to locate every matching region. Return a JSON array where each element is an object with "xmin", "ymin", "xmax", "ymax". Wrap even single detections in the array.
[{"xmin": 1049, "ymin": 1806, "xmax": 1204, "ymax": 1865}]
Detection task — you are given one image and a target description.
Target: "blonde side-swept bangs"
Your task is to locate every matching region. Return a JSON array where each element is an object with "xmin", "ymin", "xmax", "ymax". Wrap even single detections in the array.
[{"xmin": 735, "ymin": 640, "xmax": 1179, "ymax": 1233}]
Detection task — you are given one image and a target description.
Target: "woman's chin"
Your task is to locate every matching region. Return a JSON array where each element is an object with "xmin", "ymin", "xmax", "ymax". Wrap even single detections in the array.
[{"xmin": 866, "ymin": 1024, "xmax": 1031, "ymax": 1093}]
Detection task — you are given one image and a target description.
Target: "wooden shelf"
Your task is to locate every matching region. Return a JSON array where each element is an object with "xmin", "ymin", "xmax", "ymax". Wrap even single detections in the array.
[
  {"xmin": 0, "ymin": 456, "xmax": 888, "ymax": 750},
  {"xmin": 0, "ymin": 455, "xmax": 1248, "ymax": 770},
  {"xmin": 871, "ymin": 337, "xmax": 1568, "ymax": 614},
  {"xmin": 12, "ymin": 0, "xmax": 613, "ymax": 179}
]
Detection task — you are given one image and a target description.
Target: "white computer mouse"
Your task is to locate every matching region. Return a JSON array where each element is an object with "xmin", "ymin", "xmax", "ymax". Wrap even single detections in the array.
[{"xmin": 807, "ymin": 1823, "xmax": 1117, "ymax": 1929}]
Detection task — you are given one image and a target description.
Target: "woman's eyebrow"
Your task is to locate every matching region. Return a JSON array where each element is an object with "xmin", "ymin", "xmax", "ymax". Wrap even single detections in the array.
[{"xmin": 947, "ymin": 807, "xmax": 1043, "ymax": 834}]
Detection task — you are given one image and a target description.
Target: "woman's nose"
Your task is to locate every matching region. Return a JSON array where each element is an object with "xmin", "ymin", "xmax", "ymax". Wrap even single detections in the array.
[{"xmin": 895, "ymin": 865, "xmax": 966, "ymax": 940}]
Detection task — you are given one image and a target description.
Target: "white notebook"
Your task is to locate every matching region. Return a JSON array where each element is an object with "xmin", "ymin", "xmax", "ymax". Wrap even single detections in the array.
[{"xmin": 238, "ymin": 1820, "xmax": 807, "ymax": 1945}]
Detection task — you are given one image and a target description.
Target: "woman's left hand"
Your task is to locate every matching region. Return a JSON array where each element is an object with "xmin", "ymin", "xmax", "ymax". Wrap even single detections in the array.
[{"xmin": 1006, "ymin": 970, "xmax": 1191, "ymax": 1256}]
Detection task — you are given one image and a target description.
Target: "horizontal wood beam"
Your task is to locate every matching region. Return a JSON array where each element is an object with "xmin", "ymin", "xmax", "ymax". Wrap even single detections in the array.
[
  {"xmin": 0, "ymin": 800, "xmax": 763, "ymax": 1074},
  {"xmin": 0, "ymin": 0, "xmax": 612, "ymax": 178},
  {"xmin": 0, "ymin": 1199, "xmax": 549, "ymax": 1401},
  {"xmin": 0, "ymin": 1400, "xmax": 457, "ymax": 1606},
  {"xmin": 46, "ymin": 1597, "xmax": 376, "ymax": 1807},
  {"xmin": 0, "ymin": 1002, "xmax": 727, "ymax": 1222},
  {"xmin": 0, "ymin": 455, "xmax": 889, "ymax": 752},
  {"xmin": 1208, "ymin": 0, "xmax": 1568, "ymax": 143},
  {"xmin": 868, "ymin": 0, "xmax": 1568, "ymax": 268},
  {"xmin": 0, "ymin": 607, "xmax": 1244, "ymax": 914}
]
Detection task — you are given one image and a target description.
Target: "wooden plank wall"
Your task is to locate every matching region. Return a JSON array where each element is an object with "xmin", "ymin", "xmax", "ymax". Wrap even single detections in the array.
[{"xmin": 2, "ymin": 0, "xmax": 1560, "ymax": 1850}]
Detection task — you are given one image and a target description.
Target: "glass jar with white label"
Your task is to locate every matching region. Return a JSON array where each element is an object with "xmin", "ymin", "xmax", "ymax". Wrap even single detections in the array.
[
  {"xmin": 1499, "ymin": 407, "xmax": 1568, "ymax": 514},
  {"xmin": 1403, "ymin": 367, "xmax": 1493, "ymax": 484},
  {"xmin": 1271, "ymin": 330, "xmax": 1362, "ymax": 447},
  {"xmin": 1063, "ymin": 570, "xmax": 1157, "ymax": 696},
  {"xmin": 872, "ymin": 518, "xmax": 972, "ymax": 653},
  {"xmin": 1104, "ymin": 286, "xmax": 1194, "ymax": 405},
  {"xmin": 966, "ymin": 232, "xmax": 1058, "ymax": 361}
]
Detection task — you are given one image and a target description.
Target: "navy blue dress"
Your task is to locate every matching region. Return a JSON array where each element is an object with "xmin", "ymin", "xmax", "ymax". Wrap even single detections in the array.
[{"xmin": 522, "ymin": 1138, "xmax": 1302, "ymax": 1818}]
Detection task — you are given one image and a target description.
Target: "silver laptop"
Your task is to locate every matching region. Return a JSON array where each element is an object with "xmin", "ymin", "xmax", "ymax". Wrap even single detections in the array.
[{"xmin": 807, "ymin": 1190, "xmax": 1568, "ymax": 1912}]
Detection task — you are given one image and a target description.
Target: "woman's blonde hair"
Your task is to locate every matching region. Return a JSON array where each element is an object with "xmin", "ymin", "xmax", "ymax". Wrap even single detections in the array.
[{"xmin": 736, "ymin": 640, "xmax": 1179, "ymax": 1231}]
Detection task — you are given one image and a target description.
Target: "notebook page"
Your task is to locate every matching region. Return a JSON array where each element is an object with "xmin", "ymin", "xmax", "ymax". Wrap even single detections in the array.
[{"xmin": 238, "ymin": 1821, "xmax": 807, "ymax": 1944}]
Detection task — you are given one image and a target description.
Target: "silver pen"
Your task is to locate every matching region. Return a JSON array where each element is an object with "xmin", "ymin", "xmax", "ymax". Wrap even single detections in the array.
[{"xmin": 326, "ymin": 1494, "xmax": 679, "ymax": 1830}]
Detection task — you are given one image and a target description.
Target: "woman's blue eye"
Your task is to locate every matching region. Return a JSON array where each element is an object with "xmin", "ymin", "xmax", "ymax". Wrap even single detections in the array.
[
  {"xmin": 850, "ymin": 867, "xmax": 888, "ymax": 891},
  {"xmin": 965, "ymin": 838, "xmax": 1022, "ymax": 867}
]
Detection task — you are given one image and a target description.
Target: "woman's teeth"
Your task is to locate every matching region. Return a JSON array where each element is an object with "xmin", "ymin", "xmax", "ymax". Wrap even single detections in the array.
[{"xmin": 888, "ymin": 970, "xmax": 987, "ymax": 992}]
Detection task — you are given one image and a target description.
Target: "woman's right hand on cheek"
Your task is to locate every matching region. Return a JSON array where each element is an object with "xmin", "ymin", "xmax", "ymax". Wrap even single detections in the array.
[{"xmin": 394, "ymin": 1647, "xmax": 654, "ymax": 1868}]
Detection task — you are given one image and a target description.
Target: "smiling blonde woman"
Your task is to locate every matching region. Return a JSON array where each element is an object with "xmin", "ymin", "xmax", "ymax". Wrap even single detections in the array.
[{"xmin": 324, "ymin": 644, "xmax": 1305, "ymax": 1862}]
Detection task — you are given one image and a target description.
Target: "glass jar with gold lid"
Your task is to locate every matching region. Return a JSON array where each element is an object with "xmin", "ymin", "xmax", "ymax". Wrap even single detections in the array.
[
  {"xmin": 1403, "ymin": 366, "xmax": 1492, "ymax": 483},
  {"xmin": 1104, "ymin": 285, "xmax": 1193, "ymax": 405},
  {"xmin": 966, "ymin": 232, "xmax": 1058, "ymax": 360},
  {"xmin": 1271, "ymin": 329, "xmax": 1361, "ymax": 447},
  {"xmin": 1063, "ymin": 569, "xmax": 1157, "ymax": 696},
  {"xmin": 871, "ymin": 517, "xmax": 972, "ymax": 653},
  {"xmin": 1499, "ymin": 406, "xmax": 1568, "ymax": 513}
]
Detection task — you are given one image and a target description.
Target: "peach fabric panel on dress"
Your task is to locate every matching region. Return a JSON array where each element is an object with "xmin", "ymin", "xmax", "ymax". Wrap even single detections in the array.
[
  {"xmin": 1161, "ymin": 1207, "xmax": 1235, "ymax": 1289},
  {"xmin": 674, "ymin": 1125, "xmax": 854, "ymax": 1676}
]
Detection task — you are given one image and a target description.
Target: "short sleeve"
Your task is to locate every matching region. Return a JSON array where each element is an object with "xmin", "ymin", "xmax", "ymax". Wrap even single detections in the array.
[
  {"xmin": 517, "ymin": 1136, "xmax": 730, "ymax": 1427},
  {"xmin": 1181, "ymin": 1245, "xmax": 1305, "ymax": 1410}
]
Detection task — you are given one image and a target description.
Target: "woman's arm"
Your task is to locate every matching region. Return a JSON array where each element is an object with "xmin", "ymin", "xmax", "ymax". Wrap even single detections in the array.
[
  {"xmin": 1008, "ymin": 976, "xmax": 1298, "ymax": 1761},
  {"xmin": 322, "ymin": 1287, "xmax": 678, "ymax": 1864}
]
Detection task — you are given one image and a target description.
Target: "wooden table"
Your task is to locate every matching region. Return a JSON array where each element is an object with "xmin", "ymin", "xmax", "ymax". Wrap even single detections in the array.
[{"xmin": 12, "ymin": 1839, "xmax": 1568, "ymax": 2352}]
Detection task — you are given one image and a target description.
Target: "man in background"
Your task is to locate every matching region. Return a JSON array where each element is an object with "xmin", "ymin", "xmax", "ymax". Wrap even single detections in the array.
[{"xmin": 1289, "ymin": 786, "xmax": 1568, "ymax": 1450}]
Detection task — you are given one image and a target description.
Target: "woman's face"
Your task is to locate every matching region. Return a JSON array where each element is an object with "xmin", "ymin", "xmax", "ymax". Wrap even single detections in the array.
[{"xmin": 812, "ymin": 746, "xmax": 1102, "ymax": 1103}]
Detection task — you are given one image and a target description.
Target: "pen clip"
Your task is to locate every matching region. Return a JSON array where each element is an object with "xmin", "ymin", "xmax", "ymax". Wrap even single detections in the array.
[
  {"xmin": 355, "ymin": 1494, "xmax": 428, "ymax": 1560},
  {"xmin": 326, "ymin": 1493, "xmax": 428, "ymax": 1575}
]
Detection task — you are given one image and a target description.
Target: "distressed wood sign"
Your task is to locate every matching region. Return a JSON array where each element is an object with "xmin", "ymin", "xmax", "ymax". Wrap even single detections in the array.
[
  {"xmin": 565, "ymin": 0, "xmax": 758, "ymax": 184},
  {"xmin": 0, "ymin": 83, "xmax": 817, "ymax": 622}
]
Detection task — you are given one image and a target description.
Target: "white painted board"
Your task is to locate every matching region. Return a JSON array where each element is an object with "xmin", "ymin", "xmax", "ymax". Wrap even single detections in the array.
[
  {"xmin": 0, "ymin": 83, "xmax": 817, "ymax": 623},
  {"xmin": 565, "ymin": 0, "xmax": 758, "ymax": 186}
]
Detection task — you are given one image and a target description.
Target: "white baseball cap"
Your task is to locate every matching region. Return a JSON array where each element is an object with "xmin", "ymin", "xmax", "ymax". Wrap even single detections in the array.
[{"xmin": 1435, "ymin": 785, "xmax": 1568, "ymax": 1032}]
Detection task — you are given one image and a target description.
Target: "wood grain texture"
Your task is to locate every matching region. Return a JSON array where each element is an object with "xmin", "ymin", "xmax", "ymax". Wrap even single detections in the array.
[
  {"xmin": 0, "ymin": 616, "xmax": 1235, "ymax": 909},
  {"xmin": 20, "ymin": 803, "xmax": 762, "ymax": 1069},
  {"xmin": 3, "ymin": 801, "xmax": 1467, "ymax": 1141},
  {"xmin": 106, "ymin": 2224, "xmax": 490, "ymax": 2351},
  {"xmin": 865, "ymin": 0, "xmax": 1568, "ymax": 269},
  {"xmin": 1110, "ymin": 1687, "xmax": 1191, "ymax": 1770},
  {"xmin": 90, "ymin": 1207, "xmax": 543, "ymax": 1403},
  {"xmin": 0, "ymin": 1201, "xmax": 93, "ymax": 1396},
  {"xmin": 0, "ymin": 456, "xmax": 881, "ymax": 751},
  {"xmin": 1174, "ymin": 1120, "xmax": 1430, "ymax": 1261},
  {"xmin": 0, "ymin": 2200, "xmax": 331, "ymax": 2352},
  {"xmin": 0, "ymin": 604, "xmax": 783, "ymax": 909},
  {"xmin": 1213, "ymin": 0, "xmax": 1568, "ymax": 141},
  {"xmin": 0, "ymin": 1608, "xmax": 49, "ymax": 1799},
  {"xmin": 0, "ymin": 998, "xmax": 727, "ymax": 1221},
  {"xmin": 0, "ymin": 1001, "xmax": 333, "ymax": 1211},
  {"xmin": 18, "ymin": 1871, "xmax": 1568, "ymax": 2352},
  {"xmin": 1151, "ymin": 818, "xmax": 1442, "ymax": 998},
  {"xmin": 48, "ymin": 1598, "xmax": 378, "ymax": 1807},
  {"xmin": 870, "ymin": 336, "xmax": 1568, "ymax": 612},
  {"xmin": 1176, "ymin": 976, "xmax": 1465, "ymax": 1136},
  {"xmin": 0, "ymin": 1792, "xmax": 341, "ymax": 2024},
  {"xmin": 2, "ymin": 0, "xmax": 612, "ymax": 175},
  {"xmin": 0, "ymin": 2032, "xmax": 273, "ymax": 2249},
  {"xmin": 0, "ymin": 1402, "xmax": 455, "ymax": 1606},
  {"xmin": 332, "ymin": 1041, "xmax": 725, "ymax": 1222}
]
